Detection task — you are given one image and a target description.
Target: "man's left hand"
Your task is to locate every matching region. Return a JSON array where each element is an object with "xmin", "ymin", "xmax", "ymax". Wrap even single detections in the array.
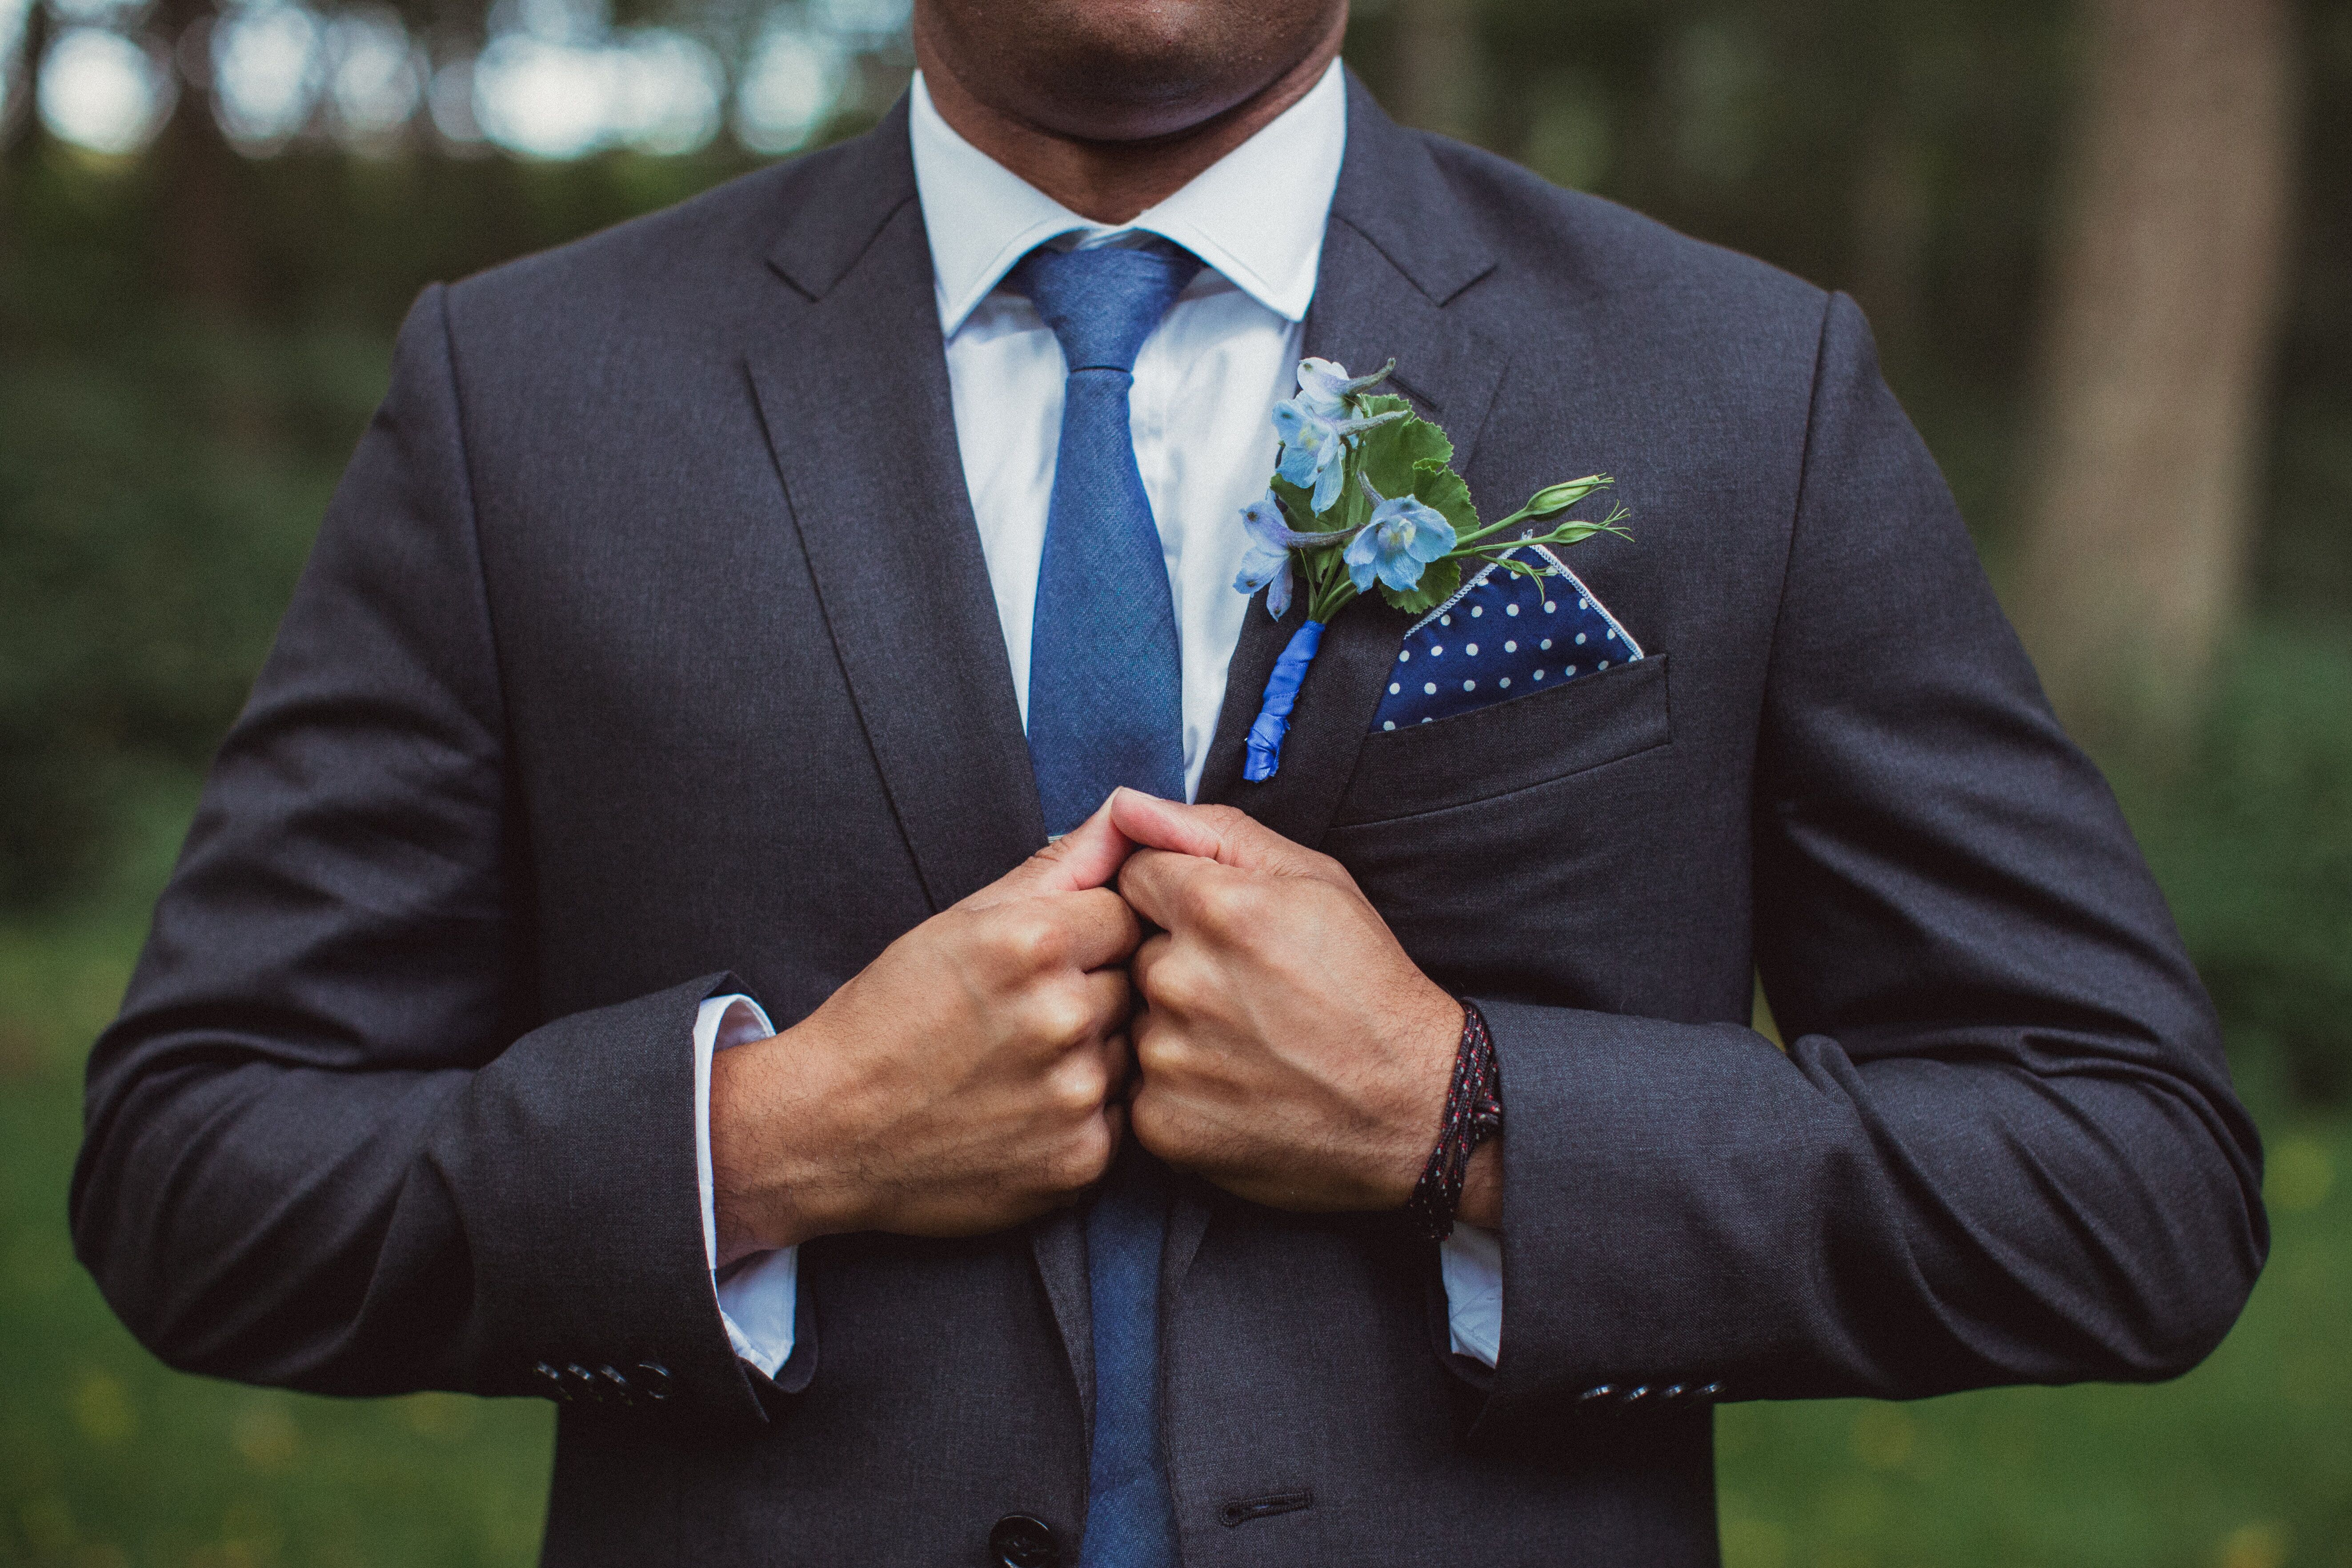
[{"xmin": 1108, "ymin": 789, "xmax": 1501, "ymax": 1226}]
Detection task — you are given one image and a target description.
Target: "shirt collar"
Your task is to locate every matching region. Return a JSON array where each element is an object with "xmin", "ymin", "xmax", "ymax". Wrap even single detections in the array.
[{"xmin": 908, "ymin": 58, "xmax": 1346, "ymax": 336}]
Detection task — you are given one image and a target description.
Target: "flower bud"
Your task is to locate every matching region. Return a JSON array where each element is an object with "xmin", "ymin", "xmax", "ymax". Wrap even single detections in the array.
[{"xmin": 1524, "ymin": 476, "xmax": 1609, "ymax": 516}]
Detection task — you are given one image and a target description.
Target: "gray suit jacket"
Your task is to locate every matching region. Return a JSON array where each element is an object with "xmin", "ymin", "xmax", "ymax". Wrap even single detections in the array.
[{"xmin": 73, "ymin": 77, "xmax": 2265, "ymax": 1566}]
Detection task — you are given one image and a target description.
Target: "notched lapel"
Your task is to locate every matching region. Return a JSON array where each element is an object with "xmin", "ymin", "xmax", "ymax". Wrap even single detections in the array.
[
  {"xmin": 745, "ymin": 110, "xmax": 1094, "ymax": 1401},
  {"xmin": 1200, "ymin": 82, "xmax": 1511, "ymax": 851},
  {"xmin": 745, "ymin": 136, "xmax": 1045, "ymax": 914}
]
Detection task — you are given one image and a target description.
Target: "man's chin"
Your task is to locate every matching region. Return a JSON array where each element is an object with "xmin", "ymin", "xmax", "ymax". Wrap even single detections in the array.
[
  {"xmin": 1013, "ymin": 76, "xmax": 1277, "ymax": 148},
  {"xmin": 919, "ymin": 0, "xmax": 1343, "ymax": 146}
]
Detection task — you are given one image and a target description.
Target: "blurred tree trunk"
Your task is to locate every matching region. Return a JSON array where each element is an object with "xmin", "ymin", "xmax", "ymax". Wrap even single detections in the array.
[
  {"xmin": 1389, "ymin": 0, "xmax": 1481, "ymax": 143},
  {"xmin": 149, "ymin": 0, "xmax": 255, "ymax": 315},
  {"xmin": 3, "ymin": 0, "xmax": 51, "ymax": 176},
  {"xmin": 2011, "ymin": 0, "xmax": 2295, "ymax": 755}
]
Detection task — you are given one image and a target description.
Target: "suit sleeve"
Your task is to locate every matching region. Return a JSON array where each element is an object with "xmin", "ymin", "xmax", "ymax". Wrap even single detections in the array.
[
  {"xmin": 68, "ymin": 286, "xmax": 765, "ymax": 1424},
  {"xmin": 1475, "ymin": 293, "xmax": 2266, "ymax": 1424}
]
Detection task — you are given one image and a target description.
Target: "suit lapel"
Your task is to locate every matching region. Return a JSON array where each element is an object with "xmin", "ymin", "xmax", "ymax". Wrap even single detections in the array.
[
  {"xmin": 1178, "ymin": 79, "xmax": 1511, "ymax": 1291},
  {"xmin": 745, "ymin": 109, "xmax": 1094, "ymax": 1404},
  {"xmin": 745, "ymin": 106, "xmax": 1046, "ymax": 911},
  {"xmin": 1198, "ymin": 76, "xmax": 1511, "ymax": 858}
]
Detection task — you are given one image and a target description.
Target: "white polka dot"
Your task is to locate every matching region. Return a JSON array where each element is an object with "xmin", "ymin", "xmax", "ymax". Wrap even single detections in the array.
[
  {"xmin": 1389, "ymin": 682, "xmax": 1401, "ymax": 695},
  {"xmin": 1503, "ymin": 640, "xmax": 1517, "ymax": 653},
  {"xmin": 1544, "ymin": 601, "xmax": 1558, "ymax": 614},
  {"xmin": 1398, "ymin": 649, "xmax": 1410, "ymax": 663},
  {"xmin": 1430, "ymin": 645, "xmax": 1443, "ymax": 657},
  {"xmin": 1575, "ymin": 633, "xmax": 1588, "ymax": 645},
  {"xmin": 1462, "ymin": 680, "xmax": 1476, "ymax": 692},
  {"xmin": 1565, "ymin": 665, "xmax": 1577, "ymax": 676},
  {"xmin": 1580, "ymin": 598, "xmax": 1590, "ymax": 610},
  {"xmin": 1466, "ymin": 643, "xmax": 1479, "ymax": 656},
  {"xmin": 1598, "ymin": 659, "xmax": 1609, "ymax": 670},
  {"xmin": 1471, "ymin": 605, "xmax": 1484, "ymax": 618},
  {"xmin": 1607, "ymin": 629, "xmax": 1618, "ymax": 641},
  {"xmin": 1540, "ymin": 638, "xmax": 1553, "ymax": 651},
  {"xmin": 1499, "ymin": 677, "xmax": 1511, "ymax": 689},
  {"xmin": 1383, "ymin": 720, "xmax": 1396, "ymax": 731},
  {"xmin": 1506, "ymin": 603, "xmax": 1521, "ymax": 617},
  {"xmin": 1439, "ymin": 614, "xmax": 1451, "ymax": 626},
  {"xmin": 1533, "ymin": 669, "xmax": 1546, "ymax": 680},
  {"xmin": 1421, "ymin": 717, "xmax": 1432, "ymax": 724},
  {"xmin": 1423, "ymin": 682, "xmax": 1438, "ymax": 695}
]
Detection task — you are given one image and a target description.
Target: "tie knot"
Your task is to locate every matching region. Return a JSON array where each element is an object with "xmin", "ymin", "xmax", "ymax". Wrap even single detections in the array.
[{"xmin": 1007, "ymin": 239, "xmax": 1204, "ymax": 375}]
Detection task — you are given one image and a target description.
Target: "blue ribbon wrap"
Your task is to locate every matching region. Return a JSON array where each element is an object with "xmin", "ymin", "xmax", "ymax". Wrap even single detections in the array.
[{"xmin": 1242, "ymin": 619, "xmax": 1327, "ymax": 782}]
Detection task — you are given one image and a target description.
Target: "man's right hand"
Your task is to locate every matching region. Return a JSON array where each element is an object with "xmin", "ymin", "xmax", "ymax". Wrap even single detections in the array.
[{"xmin": 709, "ymin": 801, "xmax": 1141, "ymax": 1263}]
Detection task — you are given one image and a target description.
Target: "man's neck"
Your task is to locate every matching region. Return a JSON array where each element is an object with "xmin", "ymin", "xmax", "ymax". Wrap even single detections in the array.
[{"xmin": 912, "ymin": 21, "xmax": 1347, "ymax": 225}]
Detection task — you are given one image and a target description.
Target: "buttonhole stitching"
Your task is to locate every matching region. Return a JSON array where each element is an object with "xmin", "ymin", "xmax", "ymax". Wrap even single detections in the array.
[{"xmin": 1218, "ymin": 1490, "xmax": 1314, "ymax": 1528}]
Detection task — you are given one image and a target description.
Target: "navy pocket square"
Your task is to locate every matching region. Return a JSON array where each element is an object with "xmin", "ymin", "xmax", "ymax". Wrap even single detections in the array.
[{"xmin": 1371, "ymin": 546, "xmax": 1643, "ymax": 731}]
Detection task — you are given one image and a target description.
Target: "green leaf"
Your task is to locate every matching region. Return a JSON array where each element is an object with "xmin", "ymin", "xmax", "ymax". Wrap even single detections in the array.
[
  {"xmin": 1379, "ymin": 555, "xmax": 1462, "ymax": 618},
  {"xmin": 1268, "ymin": 474, "xmax": 1344, "ymax": 535},
  {"xmin": 1411, "ymin": 461, "xmax": 1481, "ymax": 538},
  {"xmin": 1357, "ymin": 413, "xmax": 1453, "ymax": 501}
]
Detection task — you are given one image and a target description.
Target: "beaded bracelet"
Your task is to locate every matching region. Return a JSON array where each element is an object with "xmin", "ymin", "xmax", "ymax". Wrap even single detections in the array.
[{"xmin": 1404, "ymin": 1000, "xmax": 1504, "ymax": 1241}]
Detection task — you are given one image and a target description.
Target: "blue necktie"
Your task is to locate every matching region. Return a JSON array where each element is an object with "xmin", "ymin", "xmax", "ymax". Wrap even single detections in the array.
[
  {"xmin": 1011, "ymin": 239, "xmax": 1202, "ymax": 836},
  {"xmin": 1008, "ymin": 238, "xmax": 1200, "ymax": 1568}
]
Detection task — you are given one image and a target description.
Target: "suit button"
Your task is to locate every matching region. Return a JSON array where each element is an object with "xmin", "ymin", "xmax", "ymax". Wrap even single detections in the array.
[
  {"xmin": 988, "ymin": 1513, "xmax": 1059, "ymax": 1568},
  {"xmin": 531, "ymin": 1362, "xmax": 567, "ymax": 1400},
  {"xmin": 595, "ymin": 1365, "xmax": 634, "ymax": 1404},
  {"xmin": 634, "ymin": 1362, "xmax": 674, "ymax": 1401},
  {"xmin": 1658, "ymin": 1384, "xmax": 1687, "ymax": 1402},
  {"xmin": 1697, "ymin": 1382, "xmax": 1726, "ymax": 1401},
  {"xmin": 1576, "ymin": 1385, "xmax": 1616, "ymax": 1404}
]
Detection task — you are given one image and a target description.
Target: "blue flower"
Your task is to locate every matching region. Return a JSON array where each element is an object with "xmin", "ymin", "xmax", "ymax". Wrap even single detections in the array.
[
  {"xmin": 1291, "ymin": 357, "xmax": 1395, "ymax": 419},
  {"xmin": 1273, "ymin": 401, "xmax": 1406, "ymax": 515},
  {"xmin": 1233, "ymin": 492, "xmax": 1338, "ymax": 618},
  {"xmin": 1233, "ymin": 505, "xmax": 1295, "ymax": 618},
  {"xmin": 1344, "ymin": 493, "xmax": 1456, "ymax": 593}
]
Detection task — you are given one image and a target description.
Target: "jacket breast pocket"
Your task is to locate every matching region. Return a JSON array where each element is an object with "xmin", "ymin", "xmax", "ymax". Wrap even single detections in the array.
[{"xmin": 1330, "ymin": 654, "xmax": 1672, "ymax": 826}]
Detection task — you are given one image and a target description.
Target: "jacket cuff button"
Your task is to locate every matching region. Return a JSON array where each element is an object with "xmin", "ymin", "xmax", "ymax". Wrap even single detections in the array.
[
  {"xmin": 531, "ymin": 1362, "xmax": 567, "ymax": 1400},
  {"xmin": 562, "ymin": 1363, "xmax": 603, "ymax": 1402},
  {"xmin": 634, "ymin": 1361, "xmax": 674, "ymax": 1401}
]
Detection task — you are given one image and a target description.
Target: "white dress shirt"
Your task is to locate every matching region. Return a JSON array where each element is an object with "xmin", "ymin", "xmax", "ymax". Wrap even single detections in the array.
[{"xmin": 695, "ymin": 59, "xmax": 1504, "ymax": 1378}]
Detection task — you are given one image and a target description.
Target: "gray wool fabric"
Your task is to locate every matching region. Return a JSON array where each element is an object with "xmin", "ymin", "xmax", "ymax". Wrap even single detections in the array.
[{"xmin": 72, "ymin": 74, "xmax": 2264, "ymax": 1568}]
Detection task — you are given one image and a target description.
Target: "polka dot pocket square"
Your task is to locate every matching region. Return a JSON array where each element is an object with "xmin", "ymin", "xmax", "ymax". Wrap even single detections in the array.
[{"xmin": 1372, "ymin": 545, "xmax": 1643, "ymax": 731}]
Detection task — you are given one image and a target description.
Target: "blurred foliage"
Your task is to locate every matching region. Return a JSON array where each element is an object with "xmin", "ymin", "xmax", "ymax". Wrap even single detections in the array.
[
  {"xmin": 0, "ymin": 142, "xmax": 758, "ymax": 902},
  {"xmin": 2119, "ymin": 625, "xmax": 2352, "ymax": 1108}
]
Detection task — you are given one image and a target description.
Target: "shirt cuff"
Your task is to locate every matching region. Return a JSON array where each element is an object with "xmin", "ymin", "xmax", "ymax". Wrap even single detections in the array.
[
  {"xmin": 1440, "ymin": 1222, "xmax": 1503, "ymax": 1367},
  {"xmin": 694, "ymin": 992, "xmax": 799, "ymax": 1378}
]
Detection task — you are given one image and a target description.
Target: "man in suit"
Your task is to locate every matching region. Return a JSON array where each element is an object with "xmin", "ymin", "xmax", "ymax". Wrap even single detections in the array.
[{"xmin": 72, "ymin": 0, "xmax": 2267, "ymax": 1562}]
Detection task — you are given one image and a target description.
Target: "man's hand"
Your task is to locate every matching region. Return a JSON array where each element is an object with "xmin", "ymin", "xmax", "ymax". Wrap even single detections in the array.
[
  {"xmin": 710, "ymin": 801, "xmax": 1142, "ymax": 1263},
  {"xmin": 1108, "ymin": 790, "xmax": 1500, "ymax": 1225}
]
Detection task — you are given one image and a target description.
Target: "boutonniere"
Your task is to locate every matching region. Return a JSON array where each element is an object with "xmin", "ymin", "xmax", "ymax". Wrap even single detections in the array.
[{"xmin": 1234, "ymin": 358, "xmax": 1630, "ymax": 780}]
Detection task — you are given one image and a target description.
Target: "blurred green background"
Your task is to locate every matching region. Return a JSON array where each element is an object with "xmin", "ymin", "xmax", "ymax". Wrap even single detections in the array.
[{"xmin": 3, "ymin": 0, "xmax": 2349, "ymax": 1562}]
